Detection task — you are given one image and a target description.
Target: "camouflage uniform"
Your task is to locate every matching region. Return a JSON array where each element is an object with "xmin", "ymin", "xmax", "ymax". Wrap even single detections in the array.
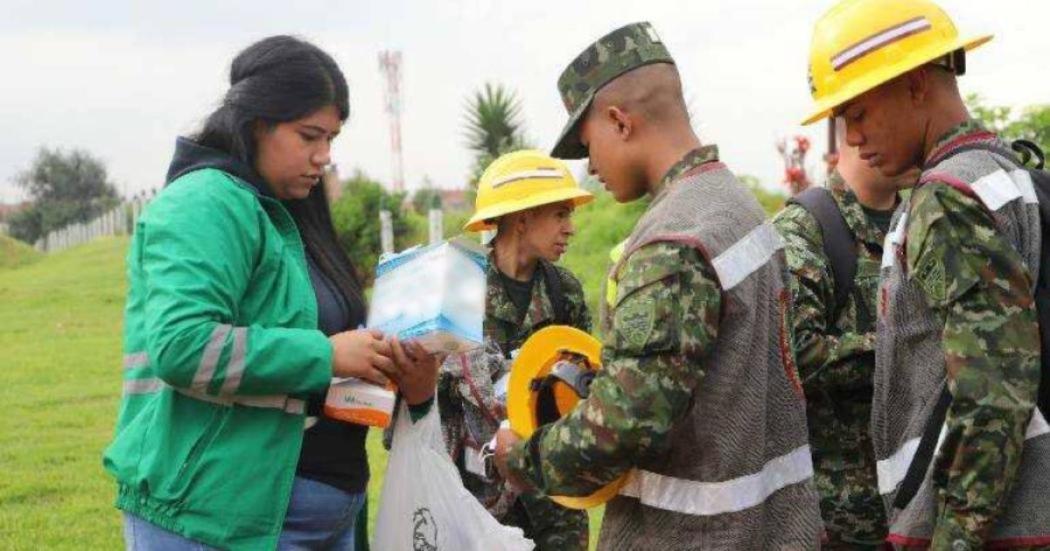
[
  {"xmin": 774, "ymin": 178, "xmax": 891, "ymax": 547},
  {"xmin": 874, "ymin": 120, "xmax": 1050, "ymax": 549},
  {"xmin": 506, "ymin": 149, "xmax": 722, "ymax": 492},
  {"xmin": 508, "ymin": 146, "xmax": 821, "ymax": 549},
  {"xmin": 437, "ymin": 257, "xmax": 591, "ymax": 550}
]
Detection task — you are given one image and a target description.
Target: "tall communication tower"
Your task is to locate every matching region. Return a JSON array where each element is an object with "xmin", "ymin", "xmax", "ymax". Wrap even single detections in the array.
[{"xmin": 378, "ymin": 51, "xmax": 405, "ymax": 193}]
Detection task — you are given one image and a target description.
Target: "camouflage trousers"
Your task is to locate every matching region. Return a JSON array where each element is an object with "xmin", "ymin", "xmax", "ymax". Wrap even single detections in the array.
[
  {"xmin": 809, "ymin": 393, "xmax": 887, "ymax": 549},
  {"xmin": 503, "ymin": 492, "xmax": 589, "ymax": 551}
]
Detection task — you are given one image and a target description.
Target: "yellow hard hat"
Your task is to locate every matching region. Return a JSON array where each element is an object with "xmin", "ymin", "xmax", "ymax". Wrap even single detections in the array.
[
  {"xmin": 464, "ymin": 150, "xmax": 594, "ymax": 232},
  {"xmin": 803, "ymin": 0, "xmax": 992, "ymax": 126},
  {"xmin": 506, "ymin": 325, "xmax": 628, "ymax": 509}
]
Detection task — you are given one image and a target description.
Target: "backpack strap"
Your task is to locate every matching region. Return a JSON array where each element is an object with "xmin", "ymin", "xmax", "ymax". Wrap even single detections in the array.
[
  {"xmin": 892, "ymin": 386, "xmax": 952, "ymax": 510},
  {"xmin": 539, "ymin": 260, "xmax": 571, "ymax": 326},
  {"xmin": 788, "ymin": 187, "xmax": 858, "ymax": 322}
]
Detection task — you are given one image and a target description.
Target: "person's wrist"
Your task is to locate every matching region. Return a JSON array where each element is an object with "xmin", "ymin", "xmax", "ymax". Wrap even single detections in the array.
[{"xmin": 402, "ymin": 387, "xmax": 434, "ymax": 405}]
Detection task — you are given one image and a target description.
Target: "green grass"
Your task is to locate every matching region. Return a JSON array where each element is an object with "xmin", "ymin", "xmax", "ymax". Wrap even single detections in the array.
[
  {"xmin": 0, "ymin": 234, "xmax": 42, "ymax": 270},
  {"xmin": 0, "ymin": 237, "xmax": 128, "ymax": 549},
  {"xmin": 0, "ymin": 237, "xmax": 600, "ymax": 549}
]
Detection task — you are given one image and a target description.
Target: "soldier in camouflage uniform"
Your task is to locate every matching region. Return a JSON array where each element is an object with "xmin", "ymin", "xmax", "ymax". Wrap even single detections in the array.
[
  {"xmin": 495, "ymin": 22, "xmax": 821, "ymax": 550},
  {"xmin": 774, "ymin": 139, "xmax": 914, "ymax": 548},
  {"xmin": 803, "ymin": 0, "xmax": 1050, "ymax": 548},
  {"xmin": 438, "ymin": 149, "xmax": 593, "ymax": 550}
]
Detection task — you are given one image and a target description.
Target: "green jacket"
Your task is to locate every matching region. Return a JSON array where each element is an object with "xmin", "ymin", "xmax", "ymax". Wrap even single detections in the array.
[{"xmin": 103, "ymin": 168, "xmax": 333, "ymax": 550}]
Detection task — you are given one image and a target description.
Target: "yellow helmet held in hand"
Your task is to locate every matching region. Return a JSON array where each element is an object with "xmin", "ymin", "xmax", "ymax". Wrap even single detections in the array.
[
  {"xmin": 464, "ymin": 150, "xmax": 594, "ymax": 232},
  {"xmin": 506, "ymin": 325, "xmax": 628, "ymax": 509},
  {"xmin": 803, "ymin": 0, "xmax": 992, "ymax": 125}
]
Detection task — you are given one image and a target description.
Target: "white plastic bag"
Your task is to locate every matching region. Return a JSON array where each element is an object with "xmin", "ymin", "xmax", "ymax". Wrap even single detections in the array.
[{"xmin": 373, "ymin": 402, "xmax": 534, "ymax": 551}]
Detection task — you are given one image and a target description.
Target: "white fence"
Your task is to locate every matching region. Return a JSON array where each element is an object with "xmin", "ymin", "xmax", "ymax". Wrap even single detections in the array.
[{"xmin": 34, "ymin": 196, "xmax": 151, "ymax": 253}]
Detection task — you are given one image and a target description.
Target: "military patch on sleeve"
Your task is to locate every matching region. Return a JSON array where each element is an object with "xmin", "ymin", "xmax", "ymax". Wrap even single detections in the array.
[
  {"xmin": 618, "ymin": 303, "xmax": 656, "ymax": 350},
  {"xmin": 916, "ymin": 258, "xmax": 947, "ymax": 305}
]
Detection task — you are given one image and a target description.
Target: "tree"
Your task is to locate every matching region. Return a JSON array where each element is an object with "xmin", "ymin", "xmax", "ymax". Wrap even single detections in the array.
[
  {"xmin": 967, "ymin": 94, "xmax": 1050, "ymax": 156},
  {"xmin": 740, "ymin": 175, "xmax": 787, "ymax": 217},
  {"xmin": 329, "ymin": 170, "xmax": 420, "ymax": 285},
  {"xmin": 463, "ymin": 83, "xmax": 531, "ymax": 185},
  {"xmin": 7, "ymin": 147, "xmax": 119, "ymax": 244},
  {"xmin": 411, "ymin": 177, "xmax": 442, "ymax": 214}
]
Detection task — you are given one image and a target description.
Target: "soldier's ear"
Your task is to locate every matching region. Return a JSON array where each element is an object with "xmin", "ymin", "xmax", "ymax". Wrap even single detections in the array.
[{"xmin": 606, "ymin": 106, "xmax": 633, "ymax": 142}]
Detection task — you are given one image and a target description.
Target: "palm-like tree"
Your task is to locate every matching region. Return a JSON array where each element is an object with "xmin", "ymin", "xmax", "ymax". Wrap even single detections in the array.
[{"xmin": 463, "ymin": 83, "xmax": 530, "ymax": 185}]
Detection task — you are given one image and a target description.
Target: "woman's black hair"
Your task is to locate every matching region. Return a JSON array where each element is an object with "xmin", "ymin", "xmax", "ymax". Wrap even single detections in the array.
[{"xmin": 196, "ymin": 35, "xmax": 364, "ymax": 316}]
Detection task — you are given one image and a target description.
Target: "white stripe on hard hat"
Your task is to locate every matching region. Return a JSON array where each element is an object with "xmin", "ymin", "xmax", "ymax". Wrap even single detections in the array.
[
  {"xmin": 491, "ymin": 168, "xmax": 563, "ymax": 188},
  {"xmin": 832, "ymin": 16, "xmax": 932, "ymax": 71}
]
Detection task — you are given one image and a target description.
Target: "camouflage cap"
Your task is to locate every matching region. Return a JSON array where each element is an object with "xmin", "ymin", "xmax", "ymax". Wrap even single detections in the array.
[{"xmin": 551, "ymin": 22, "xmax": 675, "ymax": 160}]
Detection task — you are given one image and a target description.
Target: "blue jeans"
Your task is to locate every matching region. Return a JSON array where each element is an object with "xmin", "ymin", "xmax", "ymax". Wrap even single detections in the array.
[
  {"xmin": 123, "ymin": 477, "xmax": 366, "ymax": 550},
  {"xmin": 277, "ymin": 476, "xmax": 366, "ymax": 550}
]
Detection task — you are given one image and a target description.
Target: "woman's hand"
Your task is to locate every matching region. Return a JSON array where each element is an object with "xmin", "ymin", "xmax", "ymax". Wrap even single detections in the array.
[
  {"xmin": 388, "ymin": 337, "xmax": 443, "ymax": 405},
  {"xmin": 329, "ymin": 329, "xmax": 395, "ymax": 385}
]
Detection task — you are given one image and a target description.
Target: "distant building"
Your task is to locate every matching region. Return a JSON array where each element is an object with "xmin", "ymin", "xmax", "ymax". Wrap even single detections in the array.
[
  {"xmin": 438, "ymin": 189, "xmax": 470, "ymax": 212},
  {"xmin": 0, "ymin": 201, "xmax": 29, "ymax": 220},
  {"xmin": 0, "ymin": 202, "xmax": 30, "ymax": 234}
]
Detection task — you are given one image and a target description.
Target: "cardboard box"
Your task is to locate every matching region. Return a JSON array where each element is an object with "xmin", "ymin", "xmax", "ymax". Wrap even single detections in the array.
[{"xmin": 367, "ymin": 238, "xmax": 487, "ymax": 354}]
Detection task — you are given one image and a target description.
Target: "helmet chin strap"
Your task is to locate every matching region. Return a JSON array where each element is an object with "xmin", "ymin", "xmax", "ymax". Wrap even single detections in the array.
[{"xmin": 530, "ymin": 353, "xmax": 597, "ymax": 426}]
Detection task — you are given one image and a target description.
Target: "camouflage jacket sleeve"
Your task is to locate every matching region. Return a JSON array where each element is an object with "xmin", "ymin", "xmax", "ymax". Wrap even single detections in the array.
[
  {"xmin": 506, "ymin": 243, "xmax": 719, "ymax": 496},
  {"xmin": 905, "ymin": 182, "xmax": 1040, "ymax": 547},
  {"xmin": 773, "ymin": 205, "xmax": 874, "ymax": 388}
]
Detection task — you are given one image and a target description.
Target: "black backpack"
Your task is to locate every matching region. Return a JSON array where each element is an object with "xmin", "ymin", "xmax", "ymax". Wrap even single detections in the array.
[
  {"xmin": 893, "ymin": 139, "xmax": 1050, "ymax": 509},
  {"xmin": 538, "ymin": 259, "xmax": 571, "ymax": 326},
  {"xmin": 787, "ymin": 187, "xmax": 861, "ymax": 325}
]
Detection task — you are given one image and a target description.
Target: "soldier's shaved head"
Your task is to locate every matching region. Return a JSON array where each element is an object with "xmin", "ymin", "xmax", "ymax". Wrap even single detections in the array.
[{"xmin": 592, "ymin": 63, "xmax": 689, "ymax": 126}]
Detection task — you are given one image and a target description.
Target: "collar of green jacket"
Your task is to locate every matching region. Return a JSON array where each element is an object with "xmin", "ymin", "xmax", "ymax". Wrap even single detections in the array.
[
  {"xmin": 651, "ymin": 145, "xmax": 720, "ymax": 199},
  {"xmin": 166, "ymin": 137, "xmax": 274, "ymax": 198}
]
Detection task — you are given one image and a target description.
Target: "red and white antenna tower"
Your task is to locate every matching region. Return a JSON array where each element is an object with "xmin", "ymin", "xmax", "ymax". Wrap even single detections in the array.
[{"xmin": 378, "ymin": 51, "xmax": 405, "ymax": 193}]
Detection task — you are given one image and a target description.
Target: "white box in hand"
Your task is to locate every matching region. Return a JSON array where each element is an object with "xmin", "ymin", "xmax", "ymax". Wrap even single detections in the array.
[{"xmin": 367, "ymin": 238, "xmax": 487, "ymax": 354}]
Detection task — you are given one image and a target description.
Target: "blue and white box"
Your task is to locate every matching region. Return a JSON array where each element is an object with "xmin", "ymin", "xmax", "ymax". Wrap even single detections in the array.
[{"xmin": 367, "ymin": 238, "xmax": 487, "ymax": 354}]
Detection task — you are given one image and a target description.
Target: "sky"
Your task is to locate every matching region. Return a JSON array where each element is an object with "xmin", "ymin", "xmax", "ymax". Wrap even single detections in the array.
[{"xmin": 1, "ymin": 0, "xmax": 1048, "ymax": 204}]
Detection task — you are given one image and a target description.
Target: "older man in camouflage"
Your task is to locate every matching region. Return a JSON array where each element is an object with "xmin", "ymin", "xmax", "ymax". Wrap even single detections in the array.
[
  {"xmin": 774, "ymin": 136, "xmax": 915, "ymax": 548},
  {"xmin": 494, "ymin": 22, "xmax": 821, "ymax": 550}
]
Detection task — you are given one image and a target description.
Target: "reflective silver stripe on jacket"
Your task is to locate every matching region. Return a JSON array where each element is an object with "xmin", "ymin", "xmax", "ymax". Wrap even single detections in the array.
[
  {"xmin": 121, "ymin": 377, "xmax": 303, "ymax": 415},
  {"xmin": 193, "ymin": 324, "xmax": 232, "ymax": 391},
  {"xmin": 711, "ymin": 222, "xmax": 784, "ymax": 290},
  {"xmin": 877, "ymin": 409, "xmax": 1050, "ymax": 495},
  {"xmin": 123, "ymin": 352, "xmax": 150, "ymax": 371},
  {"xmin": 619, "ymin": 445, "xmax": 814, "ymax": 516},
  {"xmin": 219, "ymin": 327, "xmax": 248, "ymax": 395}
]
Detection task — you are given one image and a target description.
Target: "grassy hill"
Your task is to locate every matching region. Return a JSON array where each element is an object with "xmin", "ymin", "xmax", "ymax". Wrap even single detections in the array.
[{"xmin": 0, "ymin": 234, "xmax": 42, "ymax": 270}]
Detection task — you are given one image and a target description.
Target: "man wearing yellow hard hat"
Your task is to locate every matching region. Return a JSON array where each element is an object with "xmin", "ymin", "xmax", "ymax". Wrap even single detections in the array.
[
  {"xmin": 495, "ymin": 21, "xmax": 822, "ymax": 549},
  {"xmin": 804, "ymin": 0, "xmax": 1050, "ymax": 547},
  {"xmin": 436, "ymin": 149, "xmax": 594, "ymax": 550}
]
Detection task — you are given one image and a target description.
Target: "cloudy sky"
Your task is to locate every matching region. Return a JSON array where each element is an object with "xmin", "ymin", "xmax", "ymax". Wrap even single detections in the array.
[{"xmin": 1, "ymin": 0, "xmax": 1047, "ymax": 203}]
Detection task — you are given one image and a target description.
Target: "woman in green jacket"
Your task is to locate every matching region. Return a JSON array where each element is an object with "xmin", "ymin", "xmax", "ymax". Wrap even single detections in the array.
[{"xmin": 103, "ymin": 36, "xmax": 439, "ymax": 550}]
